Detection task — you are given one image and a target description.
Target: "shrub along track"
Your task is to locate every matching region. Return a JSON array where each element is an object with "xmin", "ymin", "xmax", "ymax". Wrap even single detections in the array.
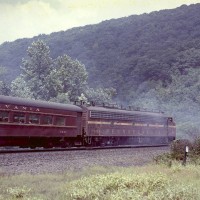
[{"xmin": 0, "ymin": 146, "xmax": 170, "ymax": 175}]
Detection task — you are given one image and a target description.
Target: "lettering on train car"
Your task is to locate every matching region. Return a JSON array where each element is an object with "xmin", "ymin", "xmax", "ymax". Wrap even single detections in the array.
[{"xmin": 0, "ymin": 104, "xmax": 40, "ymax": 112}]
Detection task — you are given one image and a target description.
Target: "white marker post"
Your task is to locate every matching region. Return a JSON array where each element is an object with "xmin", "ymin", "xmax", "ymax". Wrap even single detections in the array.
[{"xmin": 183, "ymin": 146, "xmax": 189, "ymax": 166}]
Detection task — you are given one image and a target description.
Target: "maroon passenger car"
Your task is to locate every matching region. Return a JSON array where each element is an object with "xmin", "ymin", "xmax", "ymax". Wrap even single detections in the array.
[{"xmin": 0, "ymin": 95, "xmax": 82, "ymax": 148}]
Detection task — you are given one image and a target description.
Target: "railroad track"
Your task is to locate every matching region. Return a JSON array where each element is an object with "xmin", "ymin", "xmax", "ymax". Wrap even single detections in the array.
[
  {"xmin": 0, "ymin": 144, "xmax": 168, "ymax": 154},
  {"xmin": 0, "ymin": 145, "xmax": 170, "ymax": 175}
]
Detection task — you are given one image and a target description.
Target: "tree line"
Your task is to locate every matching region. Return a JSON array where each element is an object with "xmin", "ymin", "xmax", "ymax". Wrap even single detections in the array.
[{"xmin": 0, "ymin": 40, "xmax": 116, "ymax": 104}]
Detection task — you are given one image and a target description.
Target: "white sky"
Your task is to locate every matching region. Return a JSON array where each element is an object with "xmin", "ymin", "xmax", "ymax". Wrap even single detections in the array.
[{"xmin": 0, "ymin": 0, "xmax": 200, "ymax": 44}]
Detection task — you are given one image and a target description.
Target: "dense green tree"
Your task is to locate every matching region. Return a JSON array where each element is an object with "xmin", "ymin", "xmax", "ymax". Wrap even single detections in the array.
[
  {"xmin": 49, "ymin": 93, "xmax": 70, "ymax": 104},
  {"xmin": 11, "ymin": 41, "xmax": 88, "ymax": 102},
  {"xmin": 11, "ymin": 76, "xmax": 33, "ymax": 98},
  {"xmin": 171, "ymin": 48, "xmax": 200, "ymax": 74},
  {"xmin": 51, "ymin": 55, "xmax": 88, "ymax": 102},
  {"xmin": 20, "ymin": 40, "xmax": 53, "ymax": 100},
  {"xmin": 84, "ymin": 87, "xmax": 116, "ymax": 103},
  {"xmin": 0, "ymin": 66, "xmax": 10, "ymax": 95},
  {"xmin": 11, "ymin": 41, "xmax": 115, "ymax": 104}
]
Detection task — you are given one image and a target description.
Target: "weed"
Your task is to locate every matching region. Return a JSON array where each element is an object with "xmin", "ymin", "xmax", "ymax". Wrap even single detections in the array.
[{"xmin": 7, "ymin": 186, "xmax": 31, "ymax": 198}]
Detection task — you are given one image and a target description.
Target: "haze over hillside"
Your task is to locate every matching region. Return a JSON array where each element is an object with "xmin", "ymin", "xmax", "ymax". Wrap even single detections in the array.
[{"xmin": 0, "ymin": 3, "xmax": 200, "ymax": 137}]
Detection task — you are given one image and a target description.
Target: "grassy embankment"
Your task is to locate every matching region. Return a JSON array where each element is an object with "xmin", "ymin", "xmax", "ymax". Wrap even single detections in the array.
[{"xmin": 0, "ymin": 139, "xmax": 200, "ymax": 200}]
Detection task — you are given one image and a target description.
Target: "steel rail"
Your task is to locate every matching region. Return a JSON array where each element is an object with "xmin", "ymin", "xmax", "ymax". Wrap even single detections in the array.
[{"xmin": 0, "ymin": 144, "xmax": 169, "ymax": 154}]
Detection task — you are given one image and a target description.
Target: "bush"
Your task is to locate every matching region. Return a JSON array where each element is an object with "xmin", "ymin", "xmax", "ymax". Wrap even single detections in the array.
[
  {"xmin": 154, "ymin": 138, "xmax": 200, "ymax": 166},
  {"xmin": 170, "ymin": 139, "xmax": 192, "ymax": 160},
  {"xmin": 192, "ymin": 137, "xmax": 200, "ymax": 156},
  {"xmin": 153, "ymin": 153, "xmax": 172, "ymax": 166}
]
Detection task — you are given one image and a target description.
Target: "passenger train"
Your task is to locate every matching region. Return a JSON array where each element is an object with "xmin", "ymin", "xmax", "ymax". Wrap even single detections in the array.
[{"xmin": 0, "ymin": 95, "xmax": 176, "ymax": 148}]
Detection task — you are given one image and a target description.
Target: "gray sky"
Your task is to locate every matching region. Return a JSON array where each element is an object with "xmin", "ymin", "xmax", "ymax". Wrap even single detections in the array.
[{"xmin": 1, "ymin": 0, "xmax": 200, "ymax": 44}]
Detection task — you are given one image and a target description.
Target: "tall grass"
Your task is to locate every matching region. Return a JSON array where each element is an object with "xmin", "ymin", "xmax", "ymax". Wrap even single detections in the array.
[
  {"xmin": 64, "ymin": 165, "xmax": 200, "ymax": 200},
  {"xmin": 0, "ymin": 164, "xmax": 200, "ymax": 200}
]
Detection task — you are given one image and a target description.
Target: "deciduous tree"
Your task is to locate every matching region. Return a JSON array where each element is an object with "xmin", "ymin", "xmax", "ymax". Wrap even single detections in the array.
[{"xmin": 20, "ymin": 40, "xmax": 53, "ymax": 100}]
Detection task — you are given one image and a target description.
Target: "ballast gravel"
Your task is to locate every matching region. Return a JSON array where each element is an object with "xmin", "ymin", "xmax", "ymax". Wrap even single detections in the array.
[{"xmin": 0, "ymin": 147, "xmax": 169, "ymax": 175}]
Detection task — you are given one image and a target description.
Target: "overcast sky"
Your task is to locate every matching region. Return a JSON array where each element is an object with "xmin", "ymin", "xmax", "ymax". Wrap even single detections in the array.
[{"xmin": 0, "ymin": 0, "xmax": 200, "ymax": 44}]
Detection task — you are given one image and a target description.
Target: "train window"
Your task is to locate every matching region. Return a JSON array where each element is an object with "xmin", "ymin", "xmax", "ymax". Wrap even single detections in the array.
[
  {"xmin": 13, "ymin": 112, "xmax": 25, "ymax": 123},
  {"xmin": 55, "ymin": 116, "xmax": 65, "ymax": 126},
  {"xmin": 29, "ymin": 114, "xmax": 40, "ymax": 124},
  {"xmin": 0, "ymin": 111, "xmax": 9, "ymax": 122},
  {"xmin": 43, "ymin": 115, "xmax": 53, "ymax": 125}
]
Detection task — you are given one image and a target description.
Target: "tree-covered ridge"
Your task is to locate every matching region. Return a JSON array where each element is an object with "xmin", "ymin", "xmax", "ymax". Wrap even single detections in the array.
[{"xmin": 1, "ymin": 3, "xmax": 200, "ymax": 90}]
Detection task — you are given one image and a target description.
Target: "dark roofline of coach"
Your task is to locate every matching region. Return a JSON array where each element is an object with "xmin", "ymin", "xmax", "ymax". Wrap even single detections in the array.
[{"xmin": 0, "ymin": 95, "xmax": 82, "ymax": 112}]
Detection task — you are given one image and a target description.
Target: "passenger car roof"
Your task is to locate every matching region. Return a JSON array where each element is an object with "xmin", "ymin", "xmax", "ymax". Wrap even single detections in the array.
[{"xmin": 0, "ymin": 95, "xmax": 82, "ymax": 112}]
